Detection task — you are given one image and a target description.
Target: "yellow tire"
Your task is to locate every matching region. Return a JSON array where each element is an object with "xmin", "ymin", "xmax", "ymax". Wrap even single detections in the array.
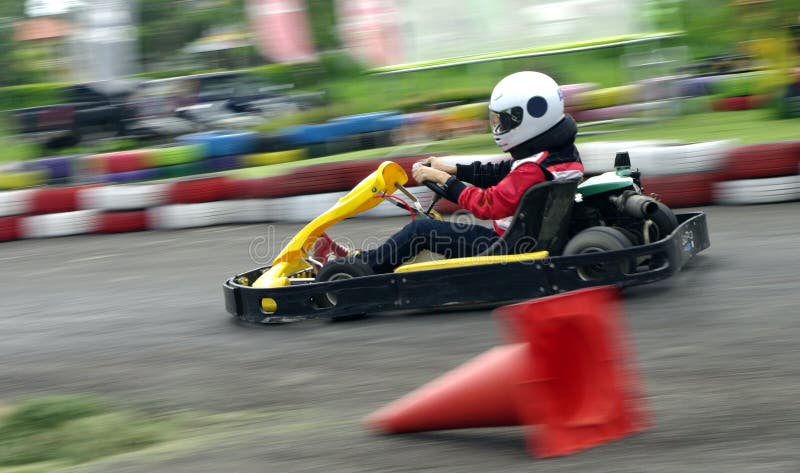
[
  {"xmin": 242, "ymin": 149, "xmax": 306, "ymax": 167},
  {"xmin": 0, "ymin": 170, "xmax": 47, "ymax": 189}
]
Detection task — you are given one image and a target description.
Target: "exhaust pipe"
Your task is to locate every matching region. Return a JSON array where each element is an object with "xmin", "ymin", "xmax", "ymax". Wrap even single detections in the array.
[{"xmin": 610, "ymin": 192, "xmax": 658, "ymax": 219}]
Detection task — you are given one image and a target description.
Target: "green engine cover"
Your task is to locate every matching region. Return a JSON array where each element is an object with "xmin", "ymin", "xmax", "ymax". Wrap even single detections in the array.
[{"xmin": 577, "ymin": 171, "xmax": 634, "ymax": 197}]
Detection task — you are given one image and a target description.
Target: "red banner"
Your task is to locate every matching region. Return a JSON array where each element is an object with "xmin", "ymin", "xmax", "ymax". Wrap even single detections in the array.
[{"xmin": 248, "ymin": 0, "xmax": 316, "ymax": 63}]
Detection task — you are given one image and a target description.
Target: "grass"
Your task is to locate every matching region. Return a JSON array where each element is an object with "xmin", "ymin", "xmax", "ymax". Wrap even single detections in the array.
[
  {"xmin": 577, "ymin": 109, "xmax": 800, "ymax": 145},
  {"xmin": 0, "ymin": 395, "xmax": 172, "ymax": 471}
]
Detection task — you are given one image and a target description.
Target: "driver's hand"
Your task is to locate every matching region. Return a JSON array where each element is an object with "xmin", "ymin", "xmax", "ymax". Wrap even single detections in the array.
[
  {"xmin": 419, "ymin": 157, "xmax": 457, "ymax": 175},
  {"xmin": 413, "ymin": 165, "xmax": 451, "ymax": 185}
]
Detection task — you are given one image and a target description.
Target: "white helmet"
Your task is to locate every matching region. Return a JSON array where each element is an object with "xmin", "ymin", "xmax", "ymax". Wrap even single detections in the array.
[{"xmin": 488, "ymin": 71, "xmax": 565, "ymax": 151}]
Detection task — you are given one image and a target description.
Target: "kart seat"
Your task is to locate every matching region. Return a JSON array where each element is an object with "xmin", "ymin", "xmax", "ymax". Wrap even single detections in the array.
[{"xmin": 478, "ymin": 179, "xmax": 579, "ymax": 257}]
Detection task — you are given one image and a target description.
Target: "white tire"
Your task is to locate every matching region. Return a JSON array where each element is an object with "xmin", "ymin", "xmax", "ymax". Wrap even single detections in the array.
[
  {"xmin": 78, "ymin": 184, "xmax": 169, "ymax": 211},
  {"xmin": 22, "ymin": 210, "xmax": 99, "ymax": 238},
  {"xmin": 714, "ymin": 175, "xmax": 800, "ymax": 205},
  {"xmin": 629, "ymin": 140, "xmax": 734, "ymax": 176},
  {"xmin": 0, "ymin": 189, "xmax": 34, "ymax": 217},
  {"xmin": 148, "ymin": 201, "xmax": 241, "ymax": 230},
  {"xmin": 577, "ymin": 141, "xmax": 677, "ymax": 174}
]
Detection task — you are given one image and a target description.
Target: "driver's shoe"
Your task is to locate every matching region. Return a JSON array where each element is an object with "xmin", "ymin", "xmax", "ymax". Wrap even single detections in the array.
[{"xmin": 309, "ymin": 232, "xmax": 350, "ymax": 264}]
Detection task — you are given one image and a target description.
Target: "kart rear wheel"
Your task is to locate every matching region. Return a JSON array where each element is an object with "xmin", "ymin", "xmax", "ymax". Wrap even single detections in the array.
[
  {"xmin": 563, "ymin": 226, "xmax": 633, "ymax": 281},
  {"xmin": 647, "ymin": 201, "xmax": 678, "ymax": 241},
  {"xmin": 315, "ymin": 258, "xmax": 375, "ymax": 319},
  {"xmin": 642, "ymin": 202, "xmax": 678, "ymax": 270}
]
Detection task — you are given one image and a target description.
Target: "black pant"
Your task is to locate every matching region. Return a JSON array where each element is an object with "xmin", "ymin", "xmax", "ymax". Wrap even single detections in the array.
[{"xmin": 359, "ymin": 219, "xmax": 499, "ymax": 274}]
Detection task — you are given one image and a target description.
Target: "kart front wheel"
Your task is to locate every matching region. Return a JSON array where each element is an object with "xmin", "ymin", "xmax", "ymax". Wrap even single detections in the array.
[
  {"xmin": 314, "ymin": 258, "xmax": 375, "ymax": 318},
  {"xmin": 563, "ymin": 227, "xmax": 633, "ymax": 281}
]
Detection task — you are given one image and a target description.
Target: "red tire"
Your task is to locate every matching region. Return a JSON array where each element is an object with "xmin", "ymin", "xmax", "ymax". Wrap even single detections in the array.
[
  {"xmin": 96, "ymin": 211, "xmax": 149, "ymax": 233},
  {"xmin": 238, "ymin": 176, "xmax": 292, "ymax": 199},
  {"xmin": 94, "ymin": 150, "xmax": 151, "ymax": 174},
  {"xmin": 719, "ymin": 142, "xmax": 800, "ymax": 181},
  {"xmin": 0, "ymin": 216, "xmax": 22, "ymax": 241},
  {"xmin": 168, "ymin": 176, "xmax": 235, "ymax": 204},
  {"xmin": 641, "ymin": 173, "xmax": 716, "ymax": 207},
  {"xmin": 31, "ymin": 186, "xmax": 95, "ymax": 214},
  {"xmin": 711, "ymin": 96, "xmax": 764, "ymax": 111}
]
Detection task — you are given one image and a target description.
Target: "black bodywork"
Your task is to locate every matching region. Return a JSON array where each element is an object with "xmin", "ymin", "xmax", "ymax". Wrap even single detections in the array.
[{"xmin": 224, "ymin": 211, "xmax": 709, "ymax": 324}]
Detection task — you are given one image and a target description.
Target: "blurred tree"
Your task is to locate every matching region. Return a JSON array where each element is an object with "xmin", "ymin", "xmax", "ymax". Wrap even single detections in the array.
[
  {"xmin": 0, "ymin": 0, "xmax": 26, "ymax": 86},
  {"xmin": 306, "ymin": 0, "xmax": 341, "ymax": 50},
  {"xmin": 137, "ymin": 0, "xmax": 246, "ymax": 68}
]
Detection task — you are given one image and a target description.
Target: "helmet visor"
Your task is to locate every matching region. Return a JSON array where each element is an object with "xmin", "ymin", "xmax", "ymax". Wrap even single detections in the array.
[{"xmin": 489, "ymin": 106, "xmax": 523, "ymax": 135}]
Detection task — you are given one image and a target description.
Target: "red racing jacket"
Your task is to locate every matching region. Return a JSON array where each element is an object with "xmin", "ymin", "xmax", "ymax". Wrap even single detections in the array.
[{"xmin": 444, "ymin": 144, "xmax": 584, "ymax": 235}]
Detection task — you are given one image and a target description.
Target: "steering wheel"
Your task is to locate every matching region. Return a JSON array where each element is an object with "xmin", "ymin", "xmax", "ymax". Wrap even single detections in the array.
[
  {"xmin": 423, "ymin": 180, "xmax": 450, "ymax": 200},
  {"xmin": 414, "ymin": 161, "xmax": 451, "ymax": 201}
]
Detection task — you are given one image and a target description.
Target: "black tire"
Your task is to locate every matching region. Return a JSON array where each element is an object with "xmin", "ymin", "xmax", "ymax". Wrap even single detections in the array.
[
  {"xmin": 563, "ymin": 226, "xmax": 634, "ymax": 281},
  {"xmin": 646, "ymin": 201, "xmax": 678, "ymax": 242},
  {"xmin": 314, "ymin": 258, "xmax": 375, "ymax": 318}
]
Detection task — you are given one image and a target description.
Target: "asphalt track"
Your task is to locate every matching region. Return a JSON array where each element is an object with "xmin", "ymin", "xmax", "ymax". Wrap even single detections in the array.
[{"xmin": 0, "ymin": 202, "xmax": 798, "ymax": 472}]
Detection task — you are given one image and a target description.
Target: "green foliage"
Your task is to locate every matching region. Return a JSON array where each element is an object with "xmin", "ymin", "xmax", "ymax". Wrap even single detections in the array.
[
  {"xmin": 392, "ymin": 87, "xmax": 493, "ymax": 112},
  {"xmin": 0, "ymin": 83, "xmax": 66, "ymax": 110},
  {"xmin": 248, "ymin": 62, "xmax": 325, "ymax": 88},
  {"xmin": 306, "ymin": 0, "xmax": 341, "ymax": 50},
  {"xmin": 138, "ymin": 0, "xmax": 246, "ymax": 66},
  {"xmin": 317, "ymin": 50, "xmax": 365, "ymax": 79}
]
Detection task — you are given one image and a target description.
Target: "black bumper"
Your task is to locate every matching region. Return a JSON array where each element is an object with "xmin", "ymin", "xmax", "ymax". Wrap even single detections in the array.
[{"xmin": 224, "ymin": 211, "xmax": 710, "ymax": 323}]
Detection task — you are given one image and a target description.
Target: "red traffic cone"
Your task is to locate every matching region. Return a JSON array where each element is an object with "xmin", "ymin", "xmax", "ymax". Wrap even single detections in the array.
[{"xmin": 365, "ymin": 286, "xmax": 648, "ymax": 458}]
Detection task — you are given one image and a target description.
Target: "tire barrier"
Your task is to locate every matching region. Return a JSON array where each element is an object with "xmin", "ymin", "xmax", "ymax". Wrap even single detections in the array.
[
  {"xmin": 571, "ymin": 100, "xmax": 675, "ymax": 123},
  {"xmin": 22, "ymin": 209, "xmax": 99, "ymax": 238},
  {"xmin": 202, "ymin": 154, "xmax": 243, "ymax": 173},
  {"xmin": 97, "ymin": 168, "xmax": 161, "ymax": 184},
  {"xmin": 146, "ymin": 144, "xmax": 206, "ymax": 168},
  {"xmin": 0, "ymin": 170, "xmax": 47, "ymax": 190},
  {"xmin": 714, "ymin": 175, "xmax": 800, "ymax": 205},
  {"xmin": 719, "ymin": 141, "xmax": 800, "ymax": 181},
  {"xmin": 154, "ymin": 161, "xmax": 208, "ymax": 180},
  {"xmin": 21, "ymin": 155, "xmax": 78, "ymax": 180},
  {"xmin": 241, "ymin": 150, "xmax": 305, "ymax": 168},
  {"xmin": 0, "ymin": 216, "xmax": 22, "ymax": 241},
  {"xmin": 31, "ymin": 186, "xmax": 96, "ymax": 214},
  {"xmin": 561, "ymin": 83, "xmax": 598, "ymax": 112},
  {"xmin": 0, "ymin": 189, "xmax": 34, "ymax": 217},
  {"xmin": 96, "ymin": 211, "xmax": 149, "ymax": 233},
  {"xmin": 1, "ymin": 141, "xmax": 798, "ymax": 242},
  {"xmin": 87, "ymin": 150, "xmax": 153, "ymax": 174},
  {"xmin": 148, "ymin": 201, "xmax": 243, "ymax": 230},
  {"xmin": 238, "ymin": 175, "xmax": 293, "ymax": 199},
  {"xmin": 168, "ymin": 176, "xmax": 237, "ymax": 204},
  {"xmin": 236, "ymin": 199, "xmax": 286, "ymax": 223},
  {"xmin": 439, "ymin": 103, "xmax": 486, "ymax": 122},
  {"xmin": 574, "ymin": 85, "xmax": 641, "ymax": 110},
  {"xmin": 676, "ymin": 76, "xmax": 717, "ymax": 98},
  {"xmin": 577, "ymin": 141, "xmax": 678, "ymax": 175},
  {"xmin": 177, "ymin": 130, "xmax": 259, "ymax": 158},
  {"xmin": 636, "ymin": 76, "xmax": 683, "ymax": 102},
  {"xmin": 707, "ymin": 71, "xmax": 769, "ymax": 98},
  {"xmin": 641, "ymin": 173, "xmax": 715, "ymax": 208},
  {"xmin": 710, "ymin": 95, "xmax": 768, "ymax": 111},
  {"xmin": 628, "ymin": 140, "xmax": 733, "ymax": 176},
  {"xmin": 78, "ymin": 184, "xmax": 168, "ymax": 211}
]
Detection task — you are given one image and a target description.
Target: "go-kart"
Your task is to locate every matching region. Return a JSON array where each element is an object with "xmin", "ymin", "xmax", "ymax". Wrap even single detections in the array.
[{"xmin": 223, "ymin": 153, "xmax": 710, "ymax": 324}]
